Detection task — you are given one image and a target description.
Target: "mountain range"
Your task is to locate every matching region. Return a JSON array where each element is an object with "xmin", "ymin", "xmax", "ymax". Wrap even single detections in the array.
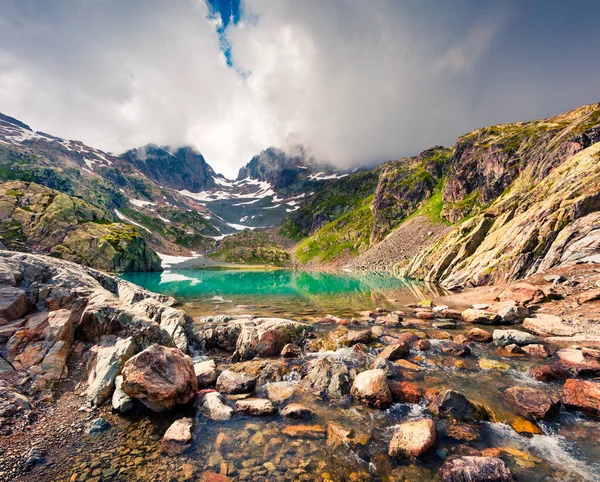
[{"xmin": 1, "ymin": 103, "xmax": 599, "ymax": 288}]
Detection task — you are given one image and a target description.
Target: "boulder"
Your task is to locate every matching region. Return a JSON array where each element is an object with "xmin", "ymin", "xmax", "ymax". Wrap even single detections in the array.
[
  {"xmin": 555, "ymin": 348, "xmax": 600, "ymax": 377},
  {"xmin": 439, "ymin": 342, "xmax": 471, "ymax": 357},
  {"xmin": 522, "ymin": 314, "xmax": 578, "ymax": 337},
  {"xmin": 0, "ymin": 286, "xmax": 29, "ymax": 321},
  {"xmin": 529, "ymin": 365, "xmax": 568, "ymax": 382},
  {"xmin": 194, "ymin": 359, "xmax": 219, "ymax": 388},
  {"xmin": 396, "ymin": 332, "xmax": 420, "ymax": 344},
  {"xmin": 503, "ymin": 386, "xmax": 560, "ymax": 420},
  {"xmin": 388, "ymin": 418, "xmax": 437, "ymax": 458},
  {"xmin": 439, "ymin": 456, "xmax": 514, "ymax": 482},
  {"xmin": 492, "ymin": 329, "xmax": 537, "ymax": 347},
  {"xmin": 121, "ymin": 344, "xmax": 198, "ymax": 412},
  {"xmin": 281, "ymin": 403, "xmax": 312, "ymax": 419},
  {"xmin": 560, "ymin": 379, "xmax": 600, "ymax": 417},
  {"xmin": 429, "ymin": 390, "xmax": 473, "ymax": 420},
  {"xmin": 87, "ymin": 336, "xmax": 136, "ymax": 407},
  {"xmin": 200, "ymin": 392, "xmax": 233, "ymax": 421},
  {"xmin": 521, "ymin": 344, "xmax": 549, "ymax": 358},
  {"xmin": 466, "ymin": 328, "xmax": 492, "ymax": 342},
  {"xmin": 578, "ymin": 288, "xmax": 600, "ymax": 304},
  {"xmin": 281, "ymin": 343, "xmax": 302, "ymax": 358},
  {"xmin": 462, "ymin": 309, "xmax": 500, "ymax": 325},
  {"xmin": 216, "ymin": 370, "xmax": 257, "ymax": 394},
  {"xmin": 86, "ymin": 417, "xmax": 111, "ymax": 435},
  {"xmin": 345, "ymin": 329, "xmax": 372, "ymax": 346},
  {"xmin": 265, "ymin": 382, "xmax": 296, "ymax": 404},
  {"xmin": 300, "ymin": 357, "xmax": 352, "ymax": 400},
  {"xmin": 161, "ymin": 418, "xmax": 193, "ymax": 455},
  {"xmin": 112, "ymin": 375, "xmax": 133, "ymax": 413},
  {"xmin": 234, "ymin": 398, "xmax": 277, "ymax": 416},
  {"xmin": 350, "ymin": 369, "xmax": 392, "ymax": 409},
  {"xmin": 378, "ymin": 342, "xmax": 409, "ymax": 361},
  {"xmin": 499, "ymin": 283, "xmax": 545, "ymax": 305},
  {"xmin": 389, "ymin": 381, "xmax": 423, "ymax": 404},
  {"xmin": 158, "ymin": 308, "xmax": 190, "ymax": 353}
]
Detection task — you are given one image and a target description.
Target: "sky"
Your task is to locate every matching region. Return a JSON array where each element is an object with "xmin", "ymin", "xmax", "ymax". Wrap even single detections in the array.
[{"xmin": 1, "ymin": 1, "xmax": 599, "ymax": 178}]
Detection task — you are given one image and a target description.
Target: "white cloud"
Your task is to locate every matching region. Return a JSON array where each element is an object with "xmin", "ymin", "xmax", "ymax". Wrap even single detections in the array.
[{"xmin": 0, "ymin": 1, "xmax": 597, "ymax": 178}]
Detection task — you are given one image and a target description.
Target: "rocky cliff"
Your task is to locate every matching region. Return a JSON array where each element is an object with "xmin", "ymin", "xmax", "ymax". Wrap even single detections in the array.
[{"xmin": 0, "ymin": 182, "xmax": 161, "ymax": 272}]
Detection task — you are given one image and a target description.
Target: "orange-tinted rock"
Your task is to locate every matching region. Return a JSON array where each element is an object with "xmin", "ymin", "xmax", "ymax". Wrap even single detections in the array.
[
  {"xmin": 350, "ymin": 369, "xmax": 392, "ymax": 409},
  {"xmin": 121, "ymin": 344, "xmax": 198, "ymax": 412},
  {"xmin": 466, "ymin": 328, "xmax": 492, "ymax": 342},
  {"xmin": 561, "ymin": 379, "xmax": 600, "ymax": 417},
  {"xmin": 378, "ymin": 342, "xmax": 409, "ymax": 361},
  {"xmin": 503, "ymin": 386, "xmax": 560, "ymax": 420},
  {"xmin": 499, "ymin": 283, "xmax": 545, "ymax": 305},
  {"xmin": 413, "ymin": 339, "xmax": 431, "ymax": 351},
  {"xmin": 521, "ymin": 344, "xmax": 549, "ymax": 358},
  {"xmin": 389, "ymin": 381, "xmax": 423, "ymax": 404},
  {"xmin": 281, "ymin": 424, "xmax": 326, "ymax": 438},
  {"xmin": 389, "ymin": 418, "xmax": 437, "ymax": 458},
  {"xmin": 529, "ymin": 365, "xmax": 568, "ymax": 382}
]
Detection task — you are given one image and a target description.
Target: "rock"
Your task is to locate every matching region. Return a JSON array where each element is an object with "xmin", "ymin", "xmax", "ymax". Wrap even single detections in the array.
[
  {"xmin": 472, "ymin": 304, "xmax": 489, "ymax": 310},
  {"xmin": 453, "ymin": 334, "xmax": 469, "ymax": 345},
  {"xmin": 466, "ymin": 328, "xmax": 492, "ymax": 342},
  {"xmin": 439, "ymin": 456, "xmax": 514, "ymax": 482},
  {"xmin": 350, "ymin": 369, "xmax": 392, "ymax": 409},
  {"xmin": 216, "ymin": 370, "xmax": 257, "ymax": 394},
  {"xmin": 158, "ymin": 308, "xmax": 190, "ymax": 353},
  {"xmin": 495, "ymin": 303, "xmax": 529, "ymax": 324},
  {"xmin": 121, "ymin": 344, "xmax": 198, "ymax": 412},
  {"xmin": 346, "ymin": 329, "xmax": 372, "ymax": 346},
  {"xmin": 439, "ymin": 342, "xmax": 471, "ymax": 357},
  {"xmin": 521, "ymin": 344, "xmax": 549, "ymax": 358},
  {"xmin": 389, "ymin": 381, "xmax": 423, "ymax": 404},
  {"xmin": 544, "ymin": 274, "xmax": 566, "ymax": 283},
  {"xmin": 24, "ymin": 446, "xmax": 45, "ymax": 468},
  {"xmin": 429, "ymin": 390, "xmax": 473, "ymax": 419},
  {"xmin": 300, "ymin": 357, "xmax": 352, "ymax": 399},
  {"xmin": 281, "ymin": 403, "xmax": 312, "ymax": 419},
  {"xmin": 112, "ymin": 375, "xmax": 133, "ymax": 413},
  {"xmin": 478, "ymin": 358, "xmax": 509, "ymax": 370},
  {"xmin": 503, "ymin": 386, "xmax": 560, "ymax": 420},
  {"xmin": 578, "ymin": 288, "xmax": 600, "ymax": 304},
  {"xmin": 378, "ymin": 342, "xmax": 409, "ymax": 361},
  {"xmin": 235, "ymin": 398, "xmax": 277, "ymax": 416},
  {"xmin": 201, "ymin": 392, "xmax": 233, "ymax": 421},
  {"xmin": 0, "ymin": 287, "xmax": 29, "ymax": 321},
  {"xmin": 561, "ymin": 379, "xmax": 600, "ymax": 417},
  {"xmin": 86, "ymin": 417, "xmax": 111, "ymax": 434},
  {"xmin": 234, "ymin": 318, "xmax": 310, "ymax": 361},
  {"xmin": 376, "ymin": 313, "xmax": 403, "ymax": 326},
  {"xmin": 413, "ymin": 339, "xmax": 431, "ymax": 351},
  {"xmin": 161, "ymin": 418, "xmax": 193, "ymax": 455},
  {"xmin": 396, "ymin": 332, "xmax": 420, "ymax": 344},
  {"xmin": 493, "ymin": 329, "xmax": 537, "ymax": 347},
  {"xmin": 265, "ymin": 382, "xmax": 296, "ymax": 404},
  {"xmin": 523, "ymin": 314, "xmax": 578, "ymax": 337},
  {"xmin": 555, "ymin": 348, "xmax": 600, "ymax": 377},
  {"xmin": 389, "ymin": 418, "xmax": 437, "ymax": 458},
  {"xmin": 462, "ymin": 309, "xmax": 501, "ymax": 325},
  {"xmin": 281, "ymin": 424, "xmax": 326, "ymax": 439},
  {"xmin": 433, "ymin": 321, "xmax": 458, "ymax": 330},
  {"xmin": 194, "ymin": 359, "xmax": 219, "ymax": 388},
  {"xmin": 499, "ymin": 283, "xmax": 545, "ymax": 305},
  {"xmin": 504, "ymin": 344, "xmax": 524, "ymax": 354},
  {"xmin": 529, "ymin": 365, "xmax": 568, "ymax": 382},
  {"xmin": 87, "ymin": 336, "xmax": 136, "ymax": 407},
  {"xmin": 200, "ymin": 472, "xmax": 231, "ymax": 482},
  {"xmin": 280, "ymin": 343, "xmax": 302, "ymax": 358}
]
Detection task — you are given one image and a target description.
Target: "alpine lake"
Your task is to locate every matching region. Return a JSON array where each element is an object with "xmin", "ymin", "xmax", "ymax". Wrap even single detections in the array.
[{"xmin": 47, "ymin": 269, "xmax": 600, "ymax": 482}]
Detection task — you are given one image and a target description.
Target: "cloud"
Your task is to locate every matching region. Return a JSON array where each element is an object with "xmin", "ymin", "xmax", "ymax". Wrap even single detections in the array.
[{"xmin": 0, "ymin": 1, "xmax": 598, "ymax": 178}]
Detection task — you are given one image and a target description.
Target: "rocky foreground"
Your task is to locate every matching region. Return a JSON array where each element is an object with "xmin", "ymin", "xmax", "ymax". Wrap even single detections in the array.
[{"xmin": 2, "ymin": 252, "xmax": 600, "ymax": 481}]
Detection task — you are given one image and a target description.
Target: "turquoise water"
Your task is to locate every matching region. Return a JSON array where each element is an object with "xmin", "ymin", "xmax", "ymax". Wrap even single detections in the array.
[{"xmin": 121, "ymin": 269, "xmax": 446, "ymax": 320}]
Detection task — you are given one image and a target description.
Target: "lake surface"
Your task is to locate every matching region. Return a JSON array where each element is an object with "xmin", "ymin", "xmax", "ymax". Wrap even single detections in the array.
[{"xmin": 121, "ymin": 269, "xmax": 449, "ymax": 321}]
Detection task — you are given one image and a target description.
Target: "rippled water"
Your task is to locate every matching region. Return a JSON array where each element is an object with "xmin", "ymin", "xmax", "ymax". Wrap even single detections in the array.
[{"xmin": 29, "ymin": 269, "xmax": 600, "ymax": 481}]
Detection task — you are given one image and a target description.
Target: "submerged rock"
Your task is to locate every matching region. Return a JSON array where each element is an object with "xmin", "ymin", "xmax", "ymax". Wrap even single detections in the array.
[
  {"xmin": 216, "ymin": 370, "xmax": 257, "ymax": 394},
  {"xmin": 388, "ymin": 418, "xmax": 437, "ymax": 458},
  {"xmin": 503, "ymin": 386, "xmax": 560, "ymax": 420},
  {"xmin": 86, "ymin": 417, "xmax": 111, "ymax": 435},
  {"xmin": 350, "ymin": 369, "xmax": 392, "ymax": 409},
  {"xmin": 439, "ymin": 456, "xmax": 514, "ymax": 482},
  {"xmin": 161, "ymin": 418, "xmax": 193, "ymax": 455},
  {"xmin": 121, "ymin": 344, "xmax": 198, "ymax": 412},
  {"xmin": 281, "ymin": 403, "xmax": 312, "ymax": 419}
]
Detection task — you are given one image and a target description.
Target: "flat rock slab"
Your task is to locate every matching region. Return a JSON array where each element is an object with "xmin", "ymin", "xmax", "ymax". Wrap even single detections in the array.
[
  {"xmin": 439, "ymin": 456, "xmax": 514, "ymax": 482},
  {"xmin": 161, "ymin": 418, "xmax": 193, "ymax": 455},
  {"xmin": 561, "ymin": 379, "xmax": 600, "ymax": 417},
  {"xmin": 523, "ymin": 314, "xmax": 578, "ymax": 337},
  {"xmin": 234, "ymin": 398, "xmax": 277, "ymax": 416},
  {"xmin": 503, "ymin": 386, "xmax": 560, "ymax": 420}
]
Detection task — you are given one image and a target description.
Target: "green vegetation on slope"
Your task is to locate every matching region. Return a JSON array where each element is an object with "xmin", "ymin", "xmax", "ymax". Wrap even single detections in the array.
[
  {"xmin": 208, "ymin": 230, "xmax": 290, "ymax": 267},
  {"xmin": 295, "ymin": 195, "xmax": 374, "ymax": 264}
]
